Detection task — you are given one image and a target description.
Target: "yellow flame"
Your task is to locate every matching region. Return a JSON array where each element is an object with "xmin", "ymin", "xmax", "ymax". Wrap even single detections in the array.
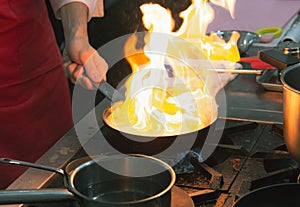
[
  {"xmin": 106, "ymin": 0, "xmax": 240, "ymax": 136},
  {"xmin": 175, "ymin": 0, "xmax": 240, "ymax": 62}
]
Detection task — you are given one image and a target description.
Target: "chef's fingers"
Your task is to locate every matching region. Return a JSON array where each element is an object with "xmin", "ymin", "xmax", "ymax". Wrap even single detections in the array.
[
  {"xmin": 62, "ymin": 60, "xmax": 72, "ymax": 78},
  {"xmin": 83, "ymin": 50, "xmax": 108, "ymax": 83},
  {"xmin": 71, "ymin": 65, "xmax": 84, "ymax": 84},
  {"xmin": 64, "ymin": 63, "xmax": 82, "ymax": 84},
  {"xmin": 72, "ymin": 65, "xmax": 97, "ymax": 90},
  {"xmin": 63, "ymin": 61, "xmax": 99, "ymax": 90}
]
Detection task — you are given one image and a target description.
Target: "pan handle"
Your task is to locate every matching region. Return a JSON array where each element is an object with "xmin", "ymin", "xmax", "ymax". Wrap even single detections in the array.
[
  {"xmin": 0, "ymin": 158, "xmax": 65, "ymax": 175},
  {"xmin": 0, "ymin": 189, "xmax": 75, "ymax": 204}
]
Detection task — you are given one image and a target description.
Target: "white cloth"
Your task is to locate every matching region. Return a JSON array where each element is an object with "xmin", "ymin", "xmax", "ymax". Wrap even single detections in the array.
[{"xmin": 49, "ymin": 0, "xmax": 104, "ymax": 21}]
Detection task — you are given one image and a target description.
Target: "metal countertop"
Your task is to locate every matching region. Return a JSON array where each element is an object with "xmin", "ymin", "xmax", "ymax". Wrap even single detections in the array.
[{"xmin": 219, "ymin": 72, "xmax": 283, "ymax": 124}]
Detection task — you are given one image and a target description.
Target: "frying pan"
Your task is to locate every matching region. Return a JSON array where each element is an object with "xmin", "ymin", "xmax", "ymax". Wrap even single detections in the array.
[
  {"xmin": 98, "ymin": 59, "xmax": 225, "ymax": 158},
  {"xmin": 233, "ymin": 183, "xmax": 300, "ymax": 207},
  {"xmin": 101, "ymin": 107, "xmax": 218, "ymax": 156},
  {"xmin": 0, "ymin": 154, "xmax": 177, "ymax": 207}
]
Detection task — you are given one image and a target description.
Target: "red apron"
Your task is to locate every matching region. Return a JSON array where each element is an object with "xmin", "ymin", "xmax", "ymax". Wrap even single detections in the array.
[{"xmin": 0, "ymin": 0, "xmax": 73, "ymax": 188}]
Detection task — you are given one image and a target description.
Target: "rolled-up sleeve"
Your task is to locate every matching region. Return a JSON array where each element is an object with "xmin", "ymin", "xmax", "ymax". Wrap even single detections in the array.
[{"xmin": 49, "ymin": 0, "xmax": 104, "ymax": 21}]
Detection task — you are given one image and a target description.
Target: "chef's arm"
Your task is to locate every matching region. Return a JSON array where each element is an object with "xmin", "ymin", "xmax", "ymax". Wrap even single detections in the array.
[
  {"xmin": 59, "ymin": 2, "xmax": 90, "ymax": 62},
  {"xmin": 49, "ymin": 0, "xmax": 108, "ymax": 89}
]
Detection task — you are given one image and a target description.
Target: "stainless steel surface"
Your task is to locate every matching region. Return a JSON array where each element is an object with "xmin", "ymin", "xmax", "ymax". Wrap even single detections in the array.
[
  {"xmin": 217, "ymin": 72, "xmax": 283, "ymax": 124},
  {"xmin": 281, "ymin": 63, "xmax": 300, "ymax": 162}
]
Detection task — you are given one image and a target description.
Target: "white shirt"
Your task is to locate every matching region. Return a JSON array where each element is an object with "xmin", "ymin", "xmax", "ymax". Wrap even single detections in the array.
[{"xmin": 49, "ymin": 0, "xmax": 104, "ymax": 21}]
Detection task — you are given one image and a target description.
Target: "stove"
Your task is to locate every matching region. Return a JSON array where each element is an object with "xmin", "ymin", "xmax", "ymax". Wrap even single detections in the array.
[
  {"xmin": 6, "ymin": 114, "xmax": 298, "ymax": 207},
  {"xmin": 6, "ymin": 71, "xmax": 296, "ymax": 207}
]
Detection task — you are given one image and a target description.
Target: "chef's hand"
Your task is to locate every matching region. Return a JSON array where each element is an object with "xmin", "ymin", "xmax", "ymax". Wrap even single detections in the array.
[
  {"xmin": 59, "ymin": 2, "xmax": 108, "ymax": 90},
  {"xmin": 62, "ymin": 36, "xmax": 108, "ymax": 90}
]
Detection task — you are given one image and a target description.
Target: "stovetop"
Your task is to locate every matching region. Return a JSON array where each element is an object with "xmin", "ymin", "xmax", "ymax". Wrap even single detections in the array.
[
  {"xmin": 6, "ymin": 116, "xmax": 298, "ymax": 207},
  {"xmin": 174, "ymin": 122, "xmax": 299, "ymax": 207}
]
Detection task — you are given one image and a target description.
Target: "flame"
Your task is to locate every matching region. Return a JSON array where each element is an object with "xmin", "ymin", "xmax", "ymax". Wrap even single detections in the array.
[
  {"xmin": 106, "ymin": 0, "xmax": 240, "ymax": 136},
  {"xmin": 175, "ymin": 0, "xmax": 240, "ymax": 62}
]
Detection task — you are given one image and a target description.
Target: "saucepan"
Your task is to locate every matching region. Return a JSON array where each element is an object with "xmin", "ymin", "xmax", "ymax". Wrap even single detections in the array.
[
  {"xmin": 257, "ymin": 49, "xmax": 300, "ymax": 161},
  {"xmin": 281, "ymin": 62, "xmax": 300, "ymax": 162},
  {"xmin": 0, "ymin": 154, "xmax": 176, "ymax": 207}
]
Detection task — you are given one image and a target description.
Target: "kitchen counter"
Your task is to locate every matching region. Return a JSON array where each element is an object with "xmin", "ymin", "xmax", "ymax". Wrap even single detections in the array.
[{"xmin": 219, "ymin": 70, "xmax": 283, "ymax": 124}]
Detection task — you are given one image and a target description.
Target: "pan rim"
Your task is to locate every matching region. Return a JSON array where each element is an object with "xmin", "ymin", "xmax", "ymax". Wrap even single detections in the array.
[
  {"xmin": 68, "ymin": 154, "xmax": 176, "ymax": 205},
  {"xmin": 102, "ymin": 107, "xmax": 217, "ymax": 138},
  {"xmin": 233, "ymin": 182, "xmax": 300, "ymax": 206}
]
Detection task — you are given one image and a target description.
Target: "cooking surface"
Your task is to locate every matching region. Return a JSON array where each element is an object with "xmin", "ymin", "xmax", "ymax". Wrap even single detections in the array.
[{"xmin": 218, "ymin": 72, "xmax": 283, "ymax": 124}]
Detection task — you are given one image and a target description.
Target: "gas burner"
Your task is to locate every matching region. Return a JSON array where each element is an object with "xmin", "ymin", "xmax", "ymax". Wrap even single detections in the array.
[
  {"xmin": 176, "ymin": 157, "xmax": 223, "ymax": 190},
  {"xmin": 247, "ymin": 145, "xmax": 300, "ymax": 190},
  {"xmin": 264, "ymin": 153, "xmax": 299, "ymax": 173},
  {"xmin": 251, "ymin": 139, "xmax": 299, "ymax": 173}
]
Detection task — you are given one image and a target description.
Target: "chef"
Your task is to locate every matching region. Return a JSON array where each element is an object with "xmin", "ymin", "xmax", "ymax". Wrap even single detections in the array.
[{"xmin": 0, "ymin": 0, "xmax": 108, "ymax": 189}]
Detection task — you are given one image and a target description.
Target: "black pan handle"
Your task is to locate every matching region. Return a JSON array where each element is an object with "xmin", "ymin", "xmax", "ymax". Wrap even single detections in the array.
[
  {"xmin": 0, "ymin": 189, "xmax": 75, "ymax": 204},
  {"xmin": 258, "ymin": 49, "xmax": 299, "ymax": 70},
  {"xmin": 0, "ymin": 158, "xmax": 64, "ymax": 175}
]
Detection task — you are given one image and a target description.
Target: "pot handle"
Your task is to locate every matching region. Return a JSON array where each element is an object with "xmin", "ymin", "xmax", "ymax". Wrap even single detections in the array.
[
  {"xmin": 0, "ymin": 189, "xmax": 76, "ymax": 204},
  {"xmin": 0, "ymin": 158, "xmax": 64, "ymax": 175}
]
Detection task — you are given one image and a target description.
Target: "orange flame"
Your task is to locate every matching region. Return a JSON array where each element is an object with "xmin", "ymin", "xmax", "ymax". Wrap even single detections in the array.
[{"xmin": 106, "ymin": 0, "xmax": 240, "ymax": 136}]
